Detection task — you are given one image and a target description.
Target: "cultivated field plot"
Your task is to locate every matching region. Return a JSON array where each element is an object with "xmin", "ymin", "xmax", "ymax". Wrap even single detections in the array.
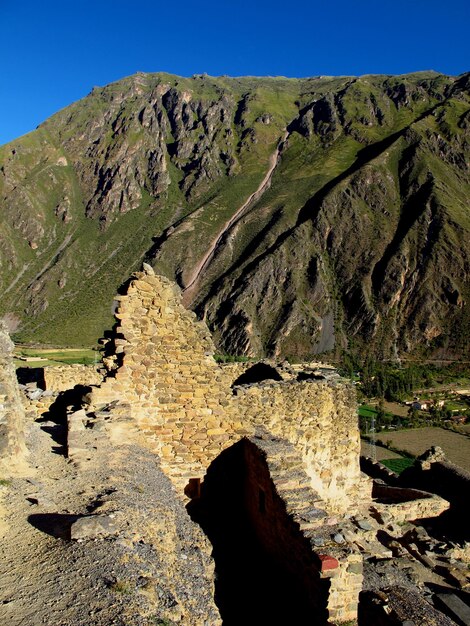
[
  {"xmin": 376, "ymin": 427, "xmax": 470, "ymax": 472},
  {"xmin": 14, "ymin": 348, "xmax": 98, "ymax": 367},
  {"xmin": 383, "ymin": 401, "xmax": 409, "ymax": 418},
  {"xmin": 361, "ymin": 440, "xmax": 402, "ymax": 461}
]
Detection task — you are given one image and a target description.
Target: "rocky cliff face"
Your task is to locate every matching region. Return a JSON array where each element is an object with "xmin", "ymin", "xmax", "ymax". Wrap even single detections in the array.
[{"xmin": 0, "ymin": 71, "xmax": 469, "ymax": 359}]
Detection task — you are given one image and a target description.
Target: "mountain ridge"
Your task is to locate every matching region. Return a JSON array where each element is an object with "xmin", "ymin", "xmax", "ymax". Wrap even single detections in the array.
[{"xmin": 1, "ymin": 70, "xmax": 469, "ymax": 360}]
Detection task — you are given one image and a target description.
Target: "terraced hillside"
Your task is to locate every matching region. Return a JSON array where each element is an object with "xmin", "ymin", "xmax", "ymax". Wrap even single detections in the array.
[{"xmin": 1, "ymin": 71, "xmax": 469, "ymax": 359}]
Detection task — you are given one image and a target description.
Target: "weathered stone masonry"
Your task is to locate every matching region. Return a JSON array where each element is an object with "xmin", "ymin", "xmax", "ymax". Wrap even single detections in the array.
[
  {"xmin": 235, "ymin": 381, "xmax": 365, "ymax": 514},
  {"xmin": 42, "ymin": 364, "xmax": 103, "ymax": 393},
  {"xmin": 91, "ymin": 271, "xmax": 247, "ymax": 485},
  {"xmin": 0, "ymin": 322, "xmax": 27, "ymax": 472},
  {"xmin": 82, "ymin": 267, "xmax": 451, "ymax": 624},
  {"xmin": 3, "ymin": 266, "xmax": 452, "ymax": 625},
  {"xmin": 87, "ymin": 267, "xmax": 369, "ymax": 623},
  {"xmin": 91, "ymin": 267, "xmax": 366, "ymax": 515}
]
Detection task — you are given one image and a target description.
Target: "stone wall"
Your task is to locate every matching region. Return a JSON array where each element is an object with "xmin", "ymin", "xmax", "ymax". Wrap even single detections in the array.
[
  {"xmin": 188, "ymin": 434, "xmax": 363, "ymax": 624},
  {"xmin": 90, "ymin": 270, "xmax": 247, "ymax": 487},
  {"xmin": 371, "ymin": 482, "xmax": 449, "ymax": 524},
  {"xmin": 89, "ymin": 267, "xmax": 366, "ymax": 515},
  {"xmin": 86, "ymin": 267, "xmax": 369, "ymax": 623},
  {"xmin": 0, "ymin": 323, "xmax": 27, "ymax": 472},
  {"xmin": 235, "ymin": 381, "xmax": 365, "ymax": 514},
  {"xmin": 360, "ymin": 456, "xmax": 401, "ymax": 485},
  {"xmin": 42, "ymin": 364, "xmax": 103, "ymax": 392},
  {"xmin": 241, "ymin": 437, "xmax": 362, "ymax": 624},
  {"xmin": 15, "ymin": 365, "xmax": 103, "ymax": 425}
]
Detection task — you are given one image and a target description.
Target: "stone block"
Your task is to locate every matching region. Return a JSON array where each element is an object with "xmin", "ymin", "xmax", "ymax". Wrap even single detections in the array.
[
  {"xmin": 435, "ymin": 593, "xmax": 470, "ymax": 625},
  {"xmin": 206, "ymin": 428, "xmax": 227, "ymax": 436},
  {"xmin": 317, "ymin": 554, "xmax": 340, "ymax": 571},
  {"xmin": 70, "ymin": 515, "xmax": 118, "ymax": 541},
  {"xmin": 134, "ymin": 280, "xmax": 153, "ymax": 292}
]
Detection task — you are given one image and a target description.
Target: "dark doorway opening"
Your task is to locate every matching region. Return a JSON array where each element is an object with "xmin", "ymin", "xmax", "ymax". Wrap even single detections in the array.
[
  {"xmin": 232, "ymin": 363, "xmax": 282, "ymax": 387},
  {"xmin": 187, "ymin": 439, "xmax": 329, "ymax": 625}
]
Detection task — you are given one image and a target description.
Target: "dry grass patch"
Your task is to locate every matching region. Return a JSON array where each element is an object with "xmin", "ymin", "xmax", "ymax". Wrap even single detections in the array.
[
  {"xmin": 361, "ymin": 440, "xmax": 403, "ymax": 461},
  {"xmin": 376, "ymin": 427, "xmax": 470, "ymax": 472}
]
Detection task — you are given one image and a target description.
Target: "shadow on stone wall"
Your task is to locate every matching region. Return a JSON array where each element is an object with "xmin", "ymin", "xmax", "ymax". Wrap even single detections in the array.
[
  {"xmin": 398, "ymin": 448, "xmax": 470, "ymax": 542},
  {"xmin": 38, "ymin": 385, "xmax": 92, "ymax": 456},
  {"xmin": 187, "ymin": 439, "xmax": 330, "ymax": 625}
]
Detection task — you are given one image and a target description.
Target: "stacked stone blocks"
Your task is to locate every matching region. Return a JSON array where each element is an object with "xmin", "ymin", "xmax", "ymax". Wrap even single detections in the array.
[
  {"xmin": 91, "ymin": 268, "xmax": 365, "ymax": 518},
  {"xmin": 43, "ymin": 364, "xmax": 103, "ymax": 392},
  {"xmin": 0, "ymin": 322, "xmax": 28, "ymax": 471},
  {"xmin": 87, "ymin": 267, "xmax": 368, "ymax": 623}
]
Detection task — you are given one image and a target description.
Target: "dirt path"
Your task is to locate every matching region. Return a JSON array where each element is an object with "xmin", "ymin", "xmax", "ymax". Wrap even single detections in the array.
[{"xmin": 182, "ymin": 130, "xmax": 288, "ymax": 305}]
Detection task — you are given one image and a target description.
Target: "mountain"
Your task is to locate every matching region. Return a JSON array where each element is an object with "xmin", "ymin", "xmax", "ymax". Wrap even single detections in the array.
[{"xmin": 1, "ymin": 71, "xmax": 469, "ymax": 360}]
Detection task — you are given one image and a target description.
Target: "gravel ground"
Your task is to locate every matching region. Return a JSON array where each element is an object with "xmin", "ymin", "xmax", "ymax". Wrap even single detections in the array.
[{"xmin": 0, "ymin": 410, "xmax": 220, "ymax": 626}]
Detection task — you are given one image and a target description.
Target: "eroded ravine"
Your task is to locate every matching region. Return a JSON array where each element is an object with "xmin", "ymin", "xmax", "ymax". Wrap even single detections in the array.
[{"xmin": 181, "ymin": 129, "xmax": 289, "ymax": 306}]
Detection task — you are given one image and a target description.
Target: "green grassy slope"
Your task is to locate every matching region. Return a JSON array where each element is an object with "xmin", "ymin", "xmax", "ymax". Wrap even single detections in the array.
[{"xmin": 0, "ymin": 71, "xmax": 468, "ymax": 359}]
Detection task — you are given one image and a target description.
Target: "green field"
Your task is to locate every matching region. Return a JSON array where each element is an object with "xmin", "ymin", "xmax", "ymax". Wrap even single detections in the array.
[
  {"xmin": 381, "ymin": 458, "xmax": 415, "ymax": 474},
  {"xmin": 14, "ymin": 347, "xmax": 99, "ymax": 367},
  {"xmin": 357, "ymin": 404, "xmax": 392, "ymax": 418}
]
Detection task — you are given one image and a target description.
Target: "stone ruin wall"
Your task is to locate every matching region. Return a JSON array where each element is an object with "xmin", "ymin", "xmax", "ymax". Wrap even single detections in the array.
[
  {"xmin": 87, "ymin": 267, "xmax": 368, "ymax": 623},
  {"xmin": 15, "ymin": 364, "xmax": 104, "ymax": 425},
  {"xmin": 91, "ymin": 271, "xmax": 247, "ymax": 483},
  {"xmin": 235, "ymin": 381, "xmax": 366, "ymax": 514},
  {"xmin": 0, "ymin": 322, "xmax": 27, "ymax": 472},
  {"xmin": 90, "ymin": 267, "xmax": 366, "ymax": 516},
  {"xmin": 42, "ymin": 364, "xmax": 103, "ymax": 393},
  {"xmin": 240, "ymin": 438, "xmax": 363, "ymax": 623},
  {"xmin": 0, "ymin": 269, "xmax": 458, "ymax": 625}
]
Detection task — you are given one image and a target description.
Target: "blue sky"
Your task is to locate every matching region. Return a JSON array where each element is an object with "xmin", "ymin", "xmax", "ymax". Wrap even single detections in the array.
[{"xmin": 1, "ymin": 0, "xmax": 468, "ymax": 145}]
